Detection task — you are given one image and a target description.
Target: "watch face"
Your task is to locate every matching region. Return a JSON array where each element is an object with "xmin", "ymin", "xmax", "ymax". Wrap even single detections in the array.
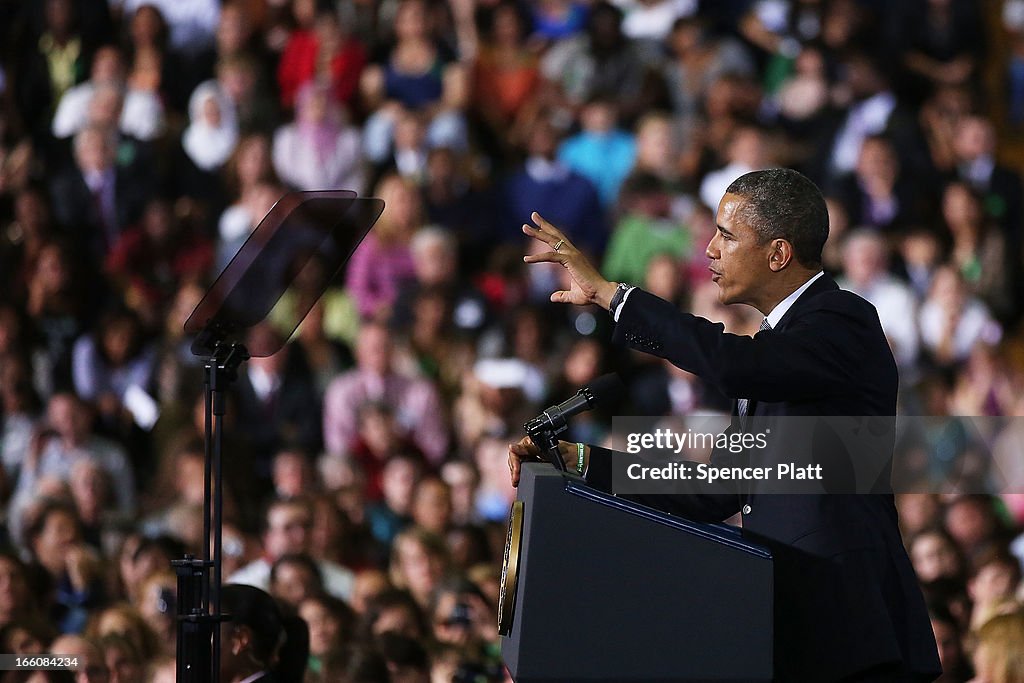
[{"xmin": 498, "ymin": 500, "xmax": 524, "ymax": 636}]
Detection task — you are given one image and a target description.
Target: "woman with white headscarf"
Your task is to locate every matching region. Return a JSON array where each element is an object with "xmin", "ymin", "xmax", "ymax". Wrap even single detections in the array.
[
  {"xmin": 272, "ymin": 80, "xmax": 364, "ymax": 193},
  {"xmin": 183, "ymin": 81, "xmax": 239, "ymax": 172},
  {"xmin": 174, "ymin": 81, "xmax": 239, "ymax": 221}
]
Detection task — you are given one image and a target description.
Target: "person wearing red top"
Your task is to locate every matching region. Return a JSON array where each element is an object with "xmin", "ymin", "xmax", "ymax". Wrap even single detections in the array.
[{"xmin": 277, "ymin": 6, "xmax": 366, "ymax": 111}]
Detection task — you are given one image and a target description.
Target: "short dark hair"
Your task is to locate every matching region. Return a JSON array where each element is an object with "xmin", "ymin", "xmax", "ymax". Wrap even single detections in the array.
[
  {"xmin": 724, "ymin": 169, "xmax": 829, "ymax": 268},
  {"xmin": 270, "ymin": 553, "xmax": 323, "ymax": 588},
  {"xmin": 24, "ymin": 500, "xmax": 82, "ymax": 555},
  {"xmin": 221, "ymin": 584, "xmax": 285, "ymax": 663}
]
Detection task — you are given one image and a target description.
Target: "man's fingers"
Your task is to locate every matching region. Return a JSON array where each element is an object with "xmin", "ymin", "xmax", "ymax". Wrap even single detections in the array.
[
  {"xmin": 509, "ymin": 445, "xmax": 522, "ymax": 487},
  {"xmin": 531, "ymin": 212, "xmax": 567, "ymax": 241},
  {"xmin": 523, "ymin": 214, "xmax": 571, "ymax": 249},
  {"xmin": 522, "ymin": 223, "xmax": 567, "ymax": 251},
  {"xmin": 550, "ymin": 290, "xmax": 571, "ymax": 304},
  {"xmin": 524, "ymin": 251, "xmax": 567, "ymax": 265}
]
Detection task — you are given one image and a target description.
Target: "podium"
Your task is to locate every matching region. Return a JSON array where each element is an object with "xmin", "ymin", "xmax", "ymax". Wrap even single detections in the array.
[{"xmin": 500, "ymin": 464, "xmax": 774, "ymax": 683}]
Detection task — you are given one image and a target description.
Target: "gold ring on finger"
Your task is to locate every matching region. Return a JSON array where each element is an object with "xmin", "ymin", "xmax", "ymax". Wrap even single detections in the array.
[{"xmin": 553, "ymin": 239, "xmax": 565, "ymax": 251}]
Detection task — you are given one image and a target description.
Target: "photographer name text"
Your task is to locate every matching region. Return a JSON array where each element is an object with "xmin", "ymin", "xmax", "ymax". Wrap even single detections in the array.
[{"xmin": 626, "ymin": 462, "xmax": 823, "ymax": 482}]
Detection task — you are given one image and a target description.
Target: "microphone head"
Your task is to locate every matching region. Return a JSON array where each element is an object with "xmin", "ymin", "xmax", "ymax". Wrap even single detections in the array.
[{"xmin": 580, "ymin": 373, "xmax": 625, "ymax": 409}]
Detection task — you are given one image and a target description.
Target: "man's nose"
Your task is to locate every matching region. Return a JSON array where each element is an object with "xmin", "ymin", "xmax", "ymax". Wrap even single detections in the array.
[{"xmin": 706, "ymin": 234, "xmax": 719, "ymax": 260}]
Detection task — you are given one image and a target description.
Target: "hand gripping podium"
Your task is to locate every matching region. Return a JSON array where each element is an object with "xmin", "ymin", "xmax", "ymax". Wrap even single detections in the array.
[{"xmin": 500, "ymin": 464, "xmax": 773, "ymax": 682}]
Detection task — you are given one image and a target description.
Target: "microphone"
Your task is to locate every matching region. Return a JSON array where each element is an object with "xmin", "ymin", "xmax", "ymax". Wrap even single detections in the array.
[{"xmin": 524, "ymin": 374, "xmax": 623, "ymax": 471}]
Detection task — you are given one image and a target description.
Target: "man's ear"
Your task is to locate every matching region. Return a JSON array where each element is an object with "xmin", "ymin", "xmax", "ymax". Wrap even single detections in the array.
[
  {"xmin": 768, "ymin": 239, "xmax": 795, "ymax": 272},
  {"xmin": 231, "ymin": 624, "xmax": 253, "ymax": 656}
]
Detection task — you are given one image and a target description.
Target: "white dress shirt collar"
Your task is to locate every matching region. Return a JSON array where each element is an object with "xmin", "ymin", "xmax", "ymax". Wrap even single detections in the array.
[
  {"xmin": 237, "ymin": 672, "xmax": 269, "ymax": 683},
  {"xmin": 765, "ymin": 271, "xmax": 825, "ymax": 329}
]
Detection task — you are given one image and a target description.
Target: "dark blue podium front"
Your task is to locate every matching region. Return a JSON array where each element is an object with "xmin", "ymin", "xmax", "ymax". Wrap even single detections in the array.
[{"xmin": 501, "ymin": 463, "xmax": 773, "ymax": 682}]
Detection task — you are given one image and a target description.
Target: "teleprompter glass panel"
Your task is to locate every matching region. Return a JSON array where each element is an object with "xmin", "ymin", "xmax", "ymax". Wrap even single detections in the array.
[{"xmin": 185, "ymin": 191, "xmax": 384, "ymax": 358}]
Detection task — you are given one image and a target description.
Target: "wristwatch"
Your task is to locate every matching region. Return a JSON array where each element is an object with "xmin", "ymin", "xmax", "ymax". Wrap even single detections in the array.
[{"xmin": 608, "ymin": 282, "xmax": 631, "ymax": 317}]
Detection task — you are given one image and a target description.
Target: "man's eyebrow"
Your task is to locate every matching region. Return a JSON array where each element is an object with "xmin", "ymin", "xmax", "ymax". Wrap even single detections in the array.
[{"xmin": 716, "ymin": 224, "xmax": 733, "ymax": 236}]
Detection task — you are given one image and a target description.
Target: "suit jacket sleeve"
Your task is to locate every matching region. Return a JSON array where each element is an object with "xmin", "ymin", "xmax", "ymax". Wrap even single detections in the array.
[{"xmin": 612, "ymin": 288, "xmax": 866, "ymax": 403}]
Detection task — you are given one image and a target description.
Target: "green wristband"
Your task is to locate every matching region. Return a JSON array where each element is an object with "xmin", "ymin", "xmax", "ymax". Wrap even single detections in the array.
[{"xmin": 576, "ymin": 442, "xmax": 586, "ymax": 475}]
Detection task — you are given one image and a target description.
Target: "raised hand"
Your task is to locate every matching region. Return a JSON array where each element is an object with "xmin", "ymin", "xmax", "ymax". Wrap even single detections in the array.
[{"xmin": 522, "ymin": 212, "xmax": 618, "ymax": 309}]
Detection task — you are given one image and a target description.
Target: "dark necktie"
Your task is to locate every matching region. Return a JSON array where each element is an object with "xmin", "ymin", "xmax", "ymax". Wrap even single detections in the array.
[{"xmin": 737, "ymin": 318, "xmax": 772, "ymax": 418}]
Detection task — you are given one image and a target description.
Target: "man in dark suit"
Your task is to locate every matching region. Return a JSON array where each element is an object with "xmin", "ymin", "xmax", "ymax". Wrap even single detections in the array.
[
  {"xmin": 508, "ymin": 169, "xmax": 941, "ymax": 682},
  {"xmin": 48, "ymin": 124, "xmax": 151, "ymax": 260}
]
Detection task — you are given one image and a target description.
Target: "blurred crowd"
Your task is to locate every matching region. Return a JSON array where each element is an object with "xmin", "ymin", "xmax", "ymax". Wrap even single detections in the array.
[{"xmin": 1, "ymin": 0, "xmax": 1024, "ymax": 681}]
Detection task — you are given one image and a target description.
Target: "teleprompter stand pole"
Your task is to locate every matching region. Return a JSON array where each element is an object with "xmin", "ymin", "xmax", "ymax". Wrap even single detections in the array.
[
  {"xmin": 174, "ymin": 190, "xmax": 385, "ymax": 683},
  {"xmin": 174, "ymin": 340, "xmax": 249, "ymax": 683}
]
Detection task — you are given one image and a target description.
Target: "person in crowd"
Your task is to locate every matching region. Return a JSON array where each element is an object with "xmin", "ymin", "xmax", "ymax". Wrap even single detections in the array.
[
  {"xmin": 277, "ymin": 3, "xmax": 366, "ymax": 111},
  {"xmin": 298, "ymin": 593, "xmax": 357, "ymax": 678},
  {"xmin": 898, "ymin": 226, "xmax": 945, "ymax": 299},
  {"xmin": 899, "ymin": 0, "xmax": 984, "ymax": 100},
  {"xmin": 13, "ymin": 0, "xmax": 97, "ymax": 147},
  {"xmin": 0, "ymin": 553, "xmax": 40, "ymax": 631},
  {"xmin": 361, "ymin": 588, "xmax": 428, "ymax": 641},
  {"xmin": 699, "ymin": 125, "xmax": 771, "ymax": 212},
  {"xmin": 836, "ymin": 229, "xmax": 920, "ymax": 371},
  {"xmin": 51, "ymin": 45, "xmax": 164, "ymax": 142},
  {"xmin": 233, "ymin": 323, "xmax": 322, "ymax": 483},
  {"xmin": 970, "ymin": 610, "xmax": 1024, "ymax": 683},
  {"xmin": 819, "ymin": 51, "xmax": 928, "ymax": 187},
  {"xmin": 86, "ymin": 603, "xmax": 160, "ymax": 663},
  {"xmin": 910, "ymin": 527, "xmax": 966, "ymax": 584},
  {"xmin": 830, "ymin": 135, "xmax": 921, "ymax": 233},
  {"xmin": 501, "ymin": 116, "xmax": 606, "ymax": 255},
  {"xmin": 48, "ymin": 125, "xmax": 151, "ymax": 259},
  {"xmin": 13, "ymin": 392, "xmax": 135, "ymax": 524},
  {"xmin": 323, "ymin": 321, "xmax": 448, "ymax": 464},
  {"xmin": 23, "ymin": 501, "xmax": 104, "ymax": 634},
  {"xmin": 104, "ymin": 196, "xmax": 213, "ymax": 322},
  {"xmin": 344, "ymin": 174, "xmax": 421, "ymax": 321},
  {"xmin": 228, "ymin": 496, "xmax": 355, "ymax": 601},
  {"xmin": 269, "ymin": 553, "xmax": 324, "ymax": 608},
  {"xmin": 388, "ymin": 527, "xmax": 448, "ymax": 610},
  {"xmin": 439, "ymin": 460, "xmax": 479, "ymax": 527},
  {"xmin": 218, "ymin": 583, "xmax": 301, "ymax": 683},
  {"xmin": 118, "ymin": 0, "xmax": 220, "ymax": 61},
  {"xmin": 950, "ymin": 115, "xmax": 1023, "ymax": 265},
  {"xmin": 540, "ymin": 1, "xmax": 667, "ymax": 126},
  {"xmin": 630, "ymin": 112, "xmax": 683, "ymax": 187},
  {"xmin": 940, "ymin": 181, "xmax": 1014, "ymax": 320},
  {"xmin": 557, "ymin": 97, "xmax": 636, "ymax": 206},
  {"xmin": 70, "ymin": 307, "xmax": 156, "ymax": 427},
  {"xmin": 409, "ymin": 477, "xmax": 451, "ymax": 536},
  {"xmin": 360, "ymin": 0, "xmax": 468, "ymax": 160},
  {"xmin": 178, "ymin": 80, "xmax": 238, "ymax": 208},
  {"xmin": 205, "ymin": 53, "xmax": 279, "ymax": 135},
  {"xmin": 391, "ymin": 226, "xmax": 489, "ymax": 339},
  {"xmin": 603, "ymin": 172, "xmax": 691, "ymax": 286},
  {"xmin": 470, "ymin": 0, "xmax": 542, "ymax": 158},
  {"xmin": 918, "ymin": 265, "xmax": 1002, "ymax": 367},
  {"xmin": 367, "ymin": 454, "xmax": 423, "ymax": 548},
  {"xmin": 123, "ymin": 4, "xmax": 180, "ymax": 111},
  {"xmin": 272, "ymin": 80, "xmax": 363, "ymax": 192}
]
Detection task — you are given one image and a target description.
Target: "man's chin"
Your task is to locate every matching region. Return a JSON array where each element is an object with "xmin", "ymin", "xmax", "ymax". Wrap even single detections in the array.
[{"xmin": 714, "ymin": 283, "xmax": 733, "ymax": 305}]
